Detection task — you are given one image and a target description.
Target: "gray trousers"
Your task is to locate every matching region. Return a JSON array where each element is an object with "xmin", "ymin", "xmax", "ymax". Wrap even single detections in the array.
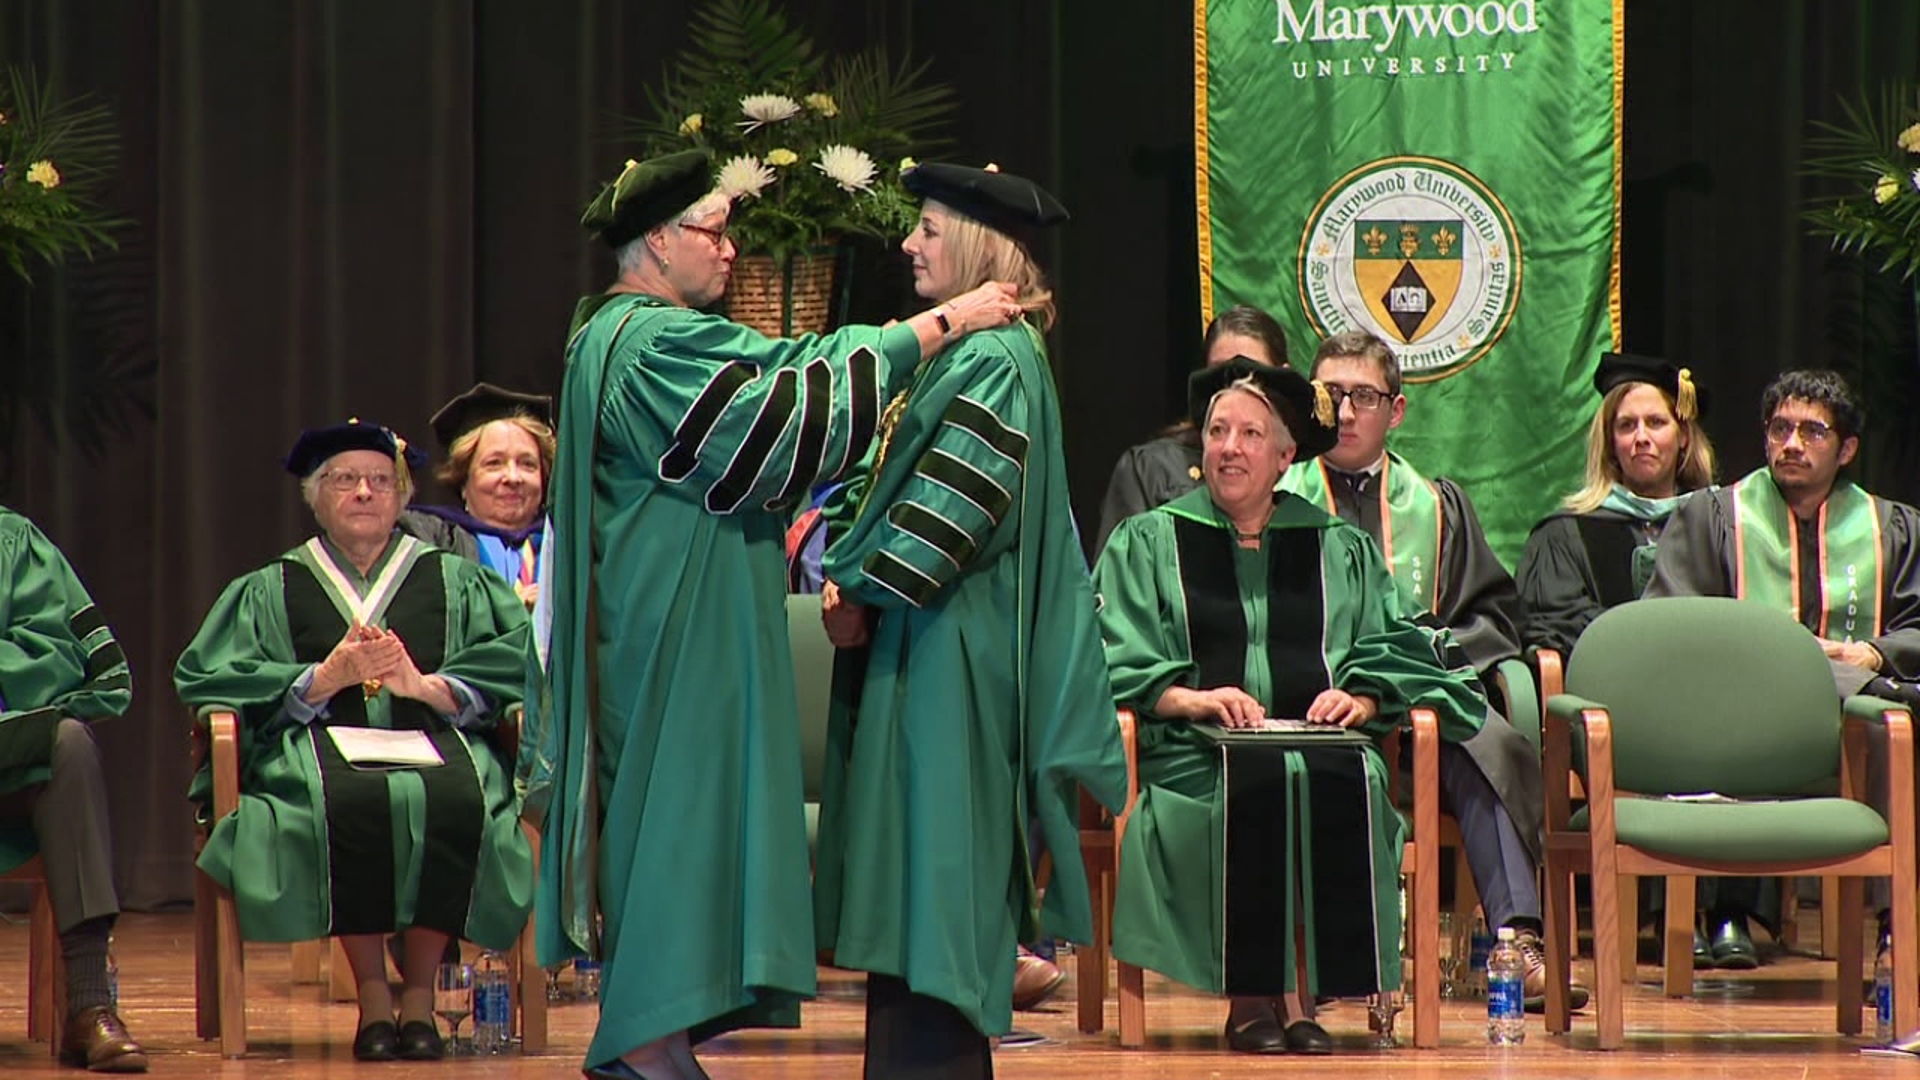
[
  {"xmin": 1439, "ymin": 742, "xmax": 1540, "ymax": 930},
  {"xmin": 0, "ymin": 719, "xmax": 120, "ymax": 932}
]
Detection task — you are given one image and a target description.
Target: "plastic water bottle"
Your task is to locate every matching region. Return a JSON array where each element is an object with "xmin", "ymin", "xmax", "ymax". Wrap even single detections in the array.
[
  {"xmin": 1467, "ymin": 909, "xmax": 1494, "ymax": 998},
  {"xmin": 1876, "ymin": 948, "xmax": 1894, "ymax": 1043},
  {"xmin": 105, "ymin": 936, "xmax": 118, "ymax": 1010},
  {"xmin": 1486, "ymin": 926, "xmax": 1526, "ymax": 1045},
  {"xmin": 573, "ymin": 955, "xmax": 602, "ymax": 1002},
  {"xmin": 472, "ymin": 949, "xmax": 512, "ymax": 1054}
]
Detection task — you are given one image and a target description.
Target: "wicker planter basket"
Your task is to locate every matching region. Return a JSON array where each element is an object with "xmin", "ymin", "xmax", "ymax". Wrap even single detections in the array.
[{"xmin": 725, "ymin": 243, "xmax": 842, "ymax": 338}]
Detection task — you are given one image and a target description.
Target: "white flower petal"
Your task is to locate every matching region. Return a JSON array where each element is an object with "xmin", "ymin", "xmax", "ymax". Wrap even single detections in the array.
[
  {"xmin": 814, "ymin": 145, "xmax": 878, "ymax": 194},
  {"xmin": 717, "ymin": 154, "xmax": 777, "ymax": 200}
]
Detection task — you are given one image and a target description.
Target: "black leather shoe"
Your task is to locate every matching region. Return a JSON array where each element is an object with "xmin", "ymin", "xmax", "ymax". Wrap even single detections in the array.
[
  {"xmin": 584, "ymin": 1062, "xmax": 664, "ymax": 1080},
  {"xmin": 1708, "ymin": 916, "xmax": 1759, "ymax": 970},
  {"xmin": 397, "ymin": 1019, "xmax": 445, "ymax": 1061},
  {"xmin": 1224, "ymin": 1011, "xmax": 1289, "ymax": 1053},
  {"xmin": 352, "ymin": 1020, "xmax": 399, "ymax": 1062},
  {"xmin": 1283, "ymin": 1018, "xmax": 1334, "ymax": 1054},
  {"xmin": 1693, "ymin": 926, "xmax": 1713, "ymax": 968}
]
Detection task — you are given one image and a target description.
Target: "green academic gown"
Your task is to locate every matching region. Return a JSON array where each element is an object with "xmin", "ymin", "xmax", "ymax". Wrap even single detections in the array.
[
  {"xmin": 1095, "ymin": 488, "xmax": 1492, "ymax": 994},
  {"xmin": 536, "ymin": 293, "xmax": 925, "ymax": 1064},
  {"xmin": 175, "ymin": 533, "xmax": 533, "ymax": 948},
  {"xmin": 812, "ymin": 321, "xmax": 1128, "ymax": 1038},
  {"xmin": 0, "ymin": 508, "xmax": 132, "ymax": 805}
]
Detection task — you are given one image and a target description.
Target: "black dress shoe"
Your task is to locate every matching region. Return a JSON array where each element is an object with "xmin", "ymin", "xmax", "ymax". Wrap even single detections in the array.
[
  {"xmin": 1284, "ymin": 1018, "xmax": 1334, "ymax": 1055},
  {"xmin": 1694, "ymin": 926, "xmax": 1713, "ymax": 968},
  {"xmin": 397, "ymin": 1019, "xmax": 445, "ymax": 1061},
  {"xmin": 584, "ymin": 1061, "xmax": 664, "ymax": 1080},
  {"xmin": 1224, "ymin": 1011, "xmax": 1289, "ymax": 1053},
  {"xmin": 352, "ymin": 1020, "xmax": 399, "ymax": 1062},
  {"xmin": 1708, "ymin": 916, "xmax": 1759, "ymax": 970}
]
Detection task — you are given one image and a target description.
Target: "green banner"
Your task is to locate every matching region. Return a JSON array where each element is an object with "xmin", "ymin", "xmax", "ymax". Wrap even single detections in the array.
[{"xmin": 1197, "ymin": 0, "xmax": 1621, "ymax": 563}]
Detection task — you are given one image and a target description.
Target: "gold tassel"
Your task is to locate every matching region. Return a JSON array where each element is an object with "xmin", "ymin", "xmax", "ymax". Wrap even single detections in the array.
[
  {"xmin": 1312, "ymin": 380, "xmax": 1336, "ymax": 428},
  {"xmin": 1675, "ymin": 367, "xmax": 1698, "ymax": 422}
]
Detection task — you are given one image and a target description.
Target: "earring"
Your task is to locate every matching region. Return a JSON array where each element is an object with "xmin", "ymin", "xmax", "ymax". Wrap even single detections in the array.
[{"xmin": 661, "ymin": 257, "xmax": 671, "ymax": 271}]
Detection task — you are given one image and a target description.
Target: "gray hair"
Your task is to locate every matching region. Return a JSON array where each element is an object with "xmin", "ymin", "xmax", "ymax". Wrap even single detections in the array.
[{"xmin": 616, "ymin": 190, "xmax": 733, "ymax": 277}]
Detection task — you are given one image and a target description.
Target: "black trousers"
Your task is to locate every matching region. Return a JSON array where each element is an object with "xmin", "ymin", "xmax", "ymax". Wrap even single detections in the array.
[{"xmin": 863, "ymin": 974, "xmax": 992, "ymax": 1080}]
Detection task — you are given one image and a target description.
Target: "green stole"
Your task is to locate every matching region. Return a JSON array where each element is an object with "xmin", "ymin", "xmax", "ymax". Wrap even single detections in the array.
[
  {"xmin": 1282, "ymin": 452, "xmax": 1444, "ymax": 611},
  {"xmin": 1730, "ymin": 468, "xmax": 1883, "ymax": 642}
]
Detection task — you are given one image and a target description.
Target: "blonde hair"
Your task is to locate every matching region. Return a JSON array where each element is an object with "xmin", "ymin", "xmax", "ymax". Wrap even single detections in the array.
[
  {"xmin": 1562, "ymin": 381, "xmax": 1717, "ymax": 513},
  {"xmin": 299, "ymin": 454, "xmax": 416, "ymax": 509},
  {"xmin": 926, "ymin": 201, "xmax": 1056, "ymax": 331},
  {"xmin": 434, "ymin": 414, "xmax": 558, "ymax": 493}
]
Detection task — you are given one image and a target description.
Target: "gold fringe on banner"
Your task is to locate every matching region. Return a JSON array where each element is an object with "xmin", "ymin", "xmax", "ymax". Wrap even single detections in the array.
[
  {"xmin": 1194, "ymin": 0, "xmax": 1214, "ymax": 329},
  {"xmin": 1608, "ymin": 0, "xmax": 1625, "ymax": 349}
]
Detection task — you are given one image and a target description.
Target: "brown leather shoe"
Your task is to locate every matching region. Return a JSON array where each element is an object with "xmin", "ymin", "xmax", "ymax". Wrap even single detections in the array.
[
  {"xmin": 60, "ymin": 1006, "xmax": 148, "ymax": 1073},
  {"xmin": 1514, "ymin": 927, "xmax": 1590, "ymax": 1013},
  {"xmin": 1011, "ymin": 950, "xmax": 1066, "ymax": 1010}
]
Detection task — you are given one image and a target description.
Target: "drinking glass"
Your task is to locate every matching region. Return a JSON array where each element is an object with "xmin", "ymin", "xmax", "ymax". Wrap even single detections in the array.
[{"xmin": 434, "ymin": 962, "xmax": 475, "ymax": 1055}]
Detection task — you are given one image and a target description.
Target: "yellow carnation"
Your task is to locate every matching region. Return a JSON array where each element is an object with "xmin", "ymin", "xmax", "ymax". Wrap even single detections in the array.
[
  {"xmin": 1900, "ymin": 122, "xmax": 1920, "ymax": 154},
  {"xmin": 1875, "ymin": 174, "xmax": 1900, "ymax": 205},
  {"xmin": 0, "ymin": 111, "xmax": 8, "ymax": 126},
  {"xmin": 804, "ymin": 92, "xmax": 839, "ymax": 117},
  {"xmin": 766, "ymin": 148, "xmax": 799, "ymax": 167},
  {"xmin": 898, "ymin": 156, "xmax": 917, "ymax": 172},
  {"xmin": 678, "ymin": 113, "xmax": 703, "ymax": 136},
  {"xmin": 26, "ymin": 160, "xmax": 60, "ymax": 189}
]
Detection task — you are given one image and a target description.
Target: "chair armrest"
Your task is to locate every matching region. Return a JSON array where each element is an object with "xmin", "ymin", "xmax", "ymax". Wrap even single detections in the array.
[
  {"xmin": 1842, "ymin": 695, "xmax": 1913, "ymax": 803},
  {"xmin": 497, "ymin": 703, "xmax": 524, "ymax": 760},
  {"xmin": 1845, "ymin": 694, "xmax": 1912, "ymax": 726},
  {"xmin": 207, "ymin": 711, "xmax": 241, "ymax": 822},
  {"xmin": 1411, "ymin": 707, "xmax": 1441, "ymax": 870},
  {"xmin": 1494, "ymin": 657, "xmax": 1540, "ymax": 752},
  {"xmin": 1114, "ymin": 710, "xmax": 1139, "ymax": 856},
  {"xmin": 1530, "ymin": 646, "xmax": 1566, "ymax": 702},
  {"xmin": 1542, "ymin": 694, "xmax": 1610, "ymax": 832}
]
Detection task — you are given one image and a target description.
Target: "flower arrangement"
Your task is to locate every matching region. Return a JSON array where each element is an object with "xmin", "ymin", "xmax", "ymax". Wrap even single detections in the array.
[
  {"xmin": 633, "ymin": 0, "xmax": 955, "ymax": 263},
  {"xmin": 0, "ymin": 68, "xmax": 122, "ymax": 280},
  {"xmin": 1805, "ymin": 82, "xmax": 1920, "ymax": 280}
]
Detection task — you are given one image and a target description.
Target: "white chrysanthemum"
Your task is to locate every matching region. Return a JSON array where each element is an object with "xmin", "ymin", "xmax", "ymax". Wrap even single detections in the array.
[
  {"xmin": 814, "ymin": 145, "xmax": 878, "ymax": 194},
  {"xmin": 738, "ymin": 94, "xmax": 801, "ymax": 133},
  {"xmin": 717, "ymin": 154, "xmax": 777, "ymax": 200},
  {"xmin": 1912, "ymin": 167, "xmax": 1920, "ymax": 193}
]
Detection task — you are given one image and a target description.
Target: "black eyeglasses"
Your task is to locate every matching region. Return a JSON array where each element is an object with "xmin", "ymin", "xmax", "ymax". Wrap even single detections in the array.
[
  {"xmin": 1764, "ymin": 418, "xmax": 1836, "ymax": 446},
  {"xmin": 679, "ymin": 221, "xmax": 732, "ymax": 248},
  {"xmin": 1324, "ymin": 385, "xmax": 1394, "ymax": 412}
]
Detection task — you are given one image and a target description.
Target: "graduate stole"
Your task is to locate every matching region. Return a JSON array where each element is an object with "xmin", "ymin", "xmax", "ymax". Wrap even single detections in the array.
[
  {"xmin": 1731, "ymin": 469, "xmax": 1884, "ymax": 642},
  {"xmin": 1283, "ymin": 454, "xmax": 1444, "ymax": 611}
]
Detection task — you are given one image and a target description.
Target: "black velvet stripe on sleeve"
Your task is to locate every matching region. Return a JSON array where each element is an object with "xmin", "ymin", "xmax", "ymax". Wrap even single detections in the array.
[
  {"xmin": 843, "ymin": 346, "xmax": 880, "ymax": 472},
  {"xmin": 1264, "ymin": 529, "xmax": 1330, "ymax": 718},
  {"xmin": 659, "ymin": 361, "xmax": 755, "ymax": 482},
  {"xmin": 888, "ymin": 502, "xmax": 980, "ymax": 570},
  {"xmin": 707, "ymin": 367, "xmax": 799, "ymax": 513},
  {"xmin": 768, "ymin": 359, "xmax": 834, "ymax": 510},
  {"xmin": 943, "ymin": 396, "xmax": 1030, "ymax": 466},
  {"xmin": 918, "ymin": 450, "xmax": 1012, "ymax": 523},
  {"xmin": 68, "ymin": 604, "xmax": 106, "ymax": 640},
  {"xmin": 862, "ymin": 549, "xmax": 940, "ymax": 608}
]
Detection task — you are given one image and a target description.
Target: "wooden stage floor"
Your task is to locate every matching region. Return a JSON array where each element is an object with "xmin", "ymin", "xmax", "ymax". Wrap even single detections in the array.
[{"xmin": 0, "ymin": 911, "xmax": 1909, "ymax": 1077}]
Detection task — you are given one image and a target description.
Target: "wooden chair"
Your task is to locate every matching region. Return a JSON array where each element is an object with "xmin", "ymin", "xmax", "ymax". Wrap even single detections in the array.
[
  {"xmin": 1541, "ymin": 596, "xmax": 1918, "ymax": 1048},
  {"xmin": 192, "ymin": 707, "xmax": 546, "ymax": 1057},
  {"xmin": 1105, "ymin": 706, "xmax": 1450, "ymax": 1049},
  {"xmin": 0, "ymin": 851, "xmax": 66, "ymax": 1056},
  {"xmin": 1536, "ymin": 646, "xmax": 1841, "ymax": 983}
]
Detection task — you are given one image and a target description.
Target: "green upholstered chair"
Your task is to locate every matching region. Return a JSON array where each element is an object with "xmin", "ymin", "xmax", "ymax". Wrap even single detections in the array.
[
  {"xmin": 785, "ymin": 593, "xmax": 833, "ymax": 858},
  {"xmin": 1541, "ymin": 596, "xmax": 1917, "ymax": 1049}
]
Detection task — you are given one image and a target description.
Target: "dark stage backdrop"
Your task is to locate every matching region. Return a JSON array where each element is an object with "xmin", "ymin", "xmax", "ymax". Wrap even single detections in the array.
[{"xmin": 0, "ymin": 0, "xmax": 1913, "ymax": 909}]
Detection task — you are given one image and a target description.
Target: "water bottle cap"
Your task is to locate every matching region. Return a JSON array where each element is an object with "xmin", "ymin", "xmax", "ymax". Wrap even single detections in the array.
[{"xmin": 1496, "ymin": 926, "xmax": 1517, "ymax": 941}]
